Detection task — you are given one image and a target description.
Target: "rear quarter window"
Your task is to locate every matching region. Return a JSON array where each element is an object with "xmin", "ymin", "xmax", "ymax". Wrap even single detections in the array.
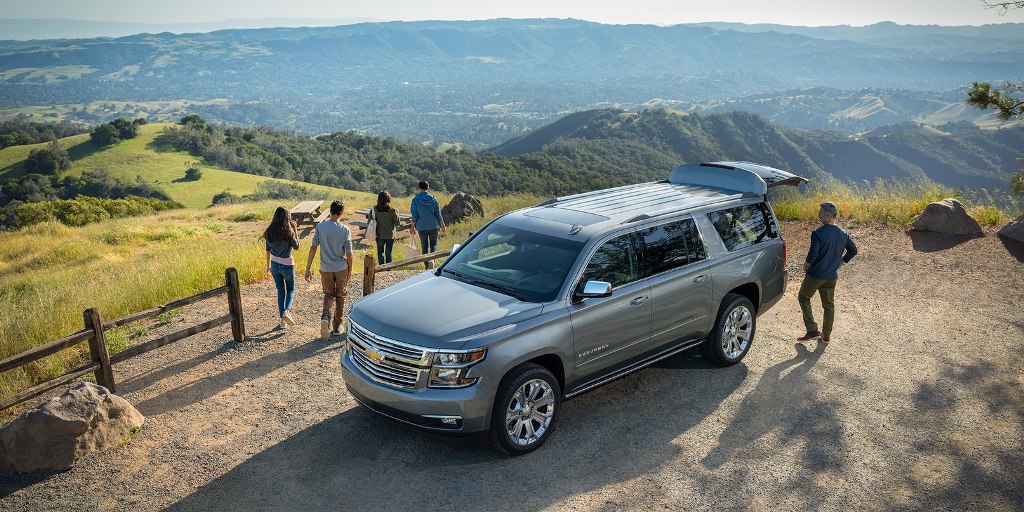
[{"xmin": 707, "ymin": 202, "xmax": 778, "ymax": 251}]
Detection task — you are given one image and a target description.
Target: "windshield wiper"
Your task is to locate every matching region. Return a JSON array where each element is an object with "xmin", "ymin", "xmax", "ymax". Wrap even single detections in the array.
[{"xmin": 442, "ymin": 268, "xmax": 531, "ymax": 301}]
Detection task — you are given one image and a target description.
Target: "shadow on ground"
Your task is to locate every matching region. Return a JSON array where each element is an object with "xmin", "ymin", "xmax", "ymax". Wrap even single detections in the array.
[
  {"xmin": 908, "ymin": 230, "xmax": 983, "ymax": 253},
  {"xmin": 997, "ymin": 233, "xmax": 1024, "ymax": 263},
  {"xmin": 165, "ymin": 344, "xmax": 851, "ymax": 511}
]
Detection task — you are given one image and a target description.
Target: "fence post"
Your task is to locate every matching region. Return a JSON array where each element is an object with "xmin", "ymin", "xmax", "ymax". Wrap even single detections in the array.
[
  {"xmin": 363, "ymin": 254, "xmax": 377, "ymax": 297},
  {"xmin": 84, "ymin": 308, "xmax": 116, "ymax": 392},
  {"xmin": 225, "ymin": 267, "xmax": 245, "ymax": 342}
]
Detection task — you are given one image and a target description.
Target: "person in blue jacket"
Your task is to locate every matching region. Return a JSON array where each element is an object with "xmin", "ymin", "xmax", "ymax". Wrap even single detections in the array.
[
  {"xmin": 409, "ymin": 180, "xmax": 446, "ymax": 268},
  {"xmin": 797, "ymin": 202, "xmax": 858, "ymax": 343}
]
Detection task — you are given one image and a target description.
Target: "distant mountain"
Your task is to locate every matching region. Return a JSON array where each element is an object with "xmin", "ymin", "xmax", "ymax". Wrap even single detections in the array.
[
  {"xmin": 0, "ymin": 19, "xmax": 1021, "ymax": 147},
  {"xmin": 491, "ymin": 109, "xmax": 1023, "ymax": 192},
  {"xmin": 0, "ymin": 18, "xmax": 378, "ymax": 41}
]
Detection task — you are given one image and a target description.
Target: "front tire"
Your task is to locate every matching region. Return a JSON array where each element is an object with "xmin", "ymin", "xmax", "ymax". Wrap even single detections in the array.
[
  {"xmin": 702, "ymin": 293, "xmax": 756, "ymax": 366},
  {"xmin": 490, "ymin": 363, "xmax": 561, "ymax": 455}
]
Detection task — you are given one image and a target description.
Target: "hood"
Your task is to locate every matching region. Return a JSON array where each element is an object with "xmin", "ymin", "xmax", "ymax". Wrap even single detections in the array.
[{"xmin": 349, "ymin": 272, "xmax": 543, "ymax": 349}]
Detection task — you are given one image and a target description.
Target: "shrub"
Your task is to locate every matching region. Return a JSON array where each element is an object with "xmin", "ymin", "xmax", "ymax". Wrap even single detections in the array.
[
  {"xmin": 15, "ymin": 196, "xmax": 183, "ymax": 229},
  {"xmin": 184, "ymin": 161, "xmax": 203, "ymax": 181},
  {"xmin": 24, "ymin": 141, "xmax": 71, "ymax": 175}
]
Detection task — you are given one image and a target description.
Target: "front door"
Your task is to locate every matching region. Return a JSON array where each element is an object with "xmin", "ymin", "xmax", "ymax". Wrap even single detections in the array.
[{"xmin": 569, "ymin": 232, "xmax": 652, "ymax": 387}]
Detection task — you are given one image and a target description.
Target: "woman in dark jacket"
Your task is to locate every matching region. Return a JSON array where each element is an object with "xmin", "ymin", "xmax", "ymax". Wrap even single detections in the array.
[
  {"xmin": 370, "ymin": 190, "xmax": 402, "ymax": 264},
  {"xmin": 264, "ymin": 206, "xmax": 300, "ymax": 329}
]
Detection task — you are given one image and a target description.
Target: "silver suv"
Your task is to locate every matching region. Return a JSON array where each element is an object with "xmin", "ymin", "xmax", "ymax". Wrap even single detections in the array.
[{"xmin": 342, "ymin": 161, "xmax": 805, "ymax": 454}]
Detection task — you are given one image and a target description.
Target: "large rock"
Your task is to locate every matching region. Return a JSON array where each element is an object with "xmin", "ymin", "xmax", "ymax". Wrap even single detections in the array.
[
  {"xmin": 998, "ymin": 216, "xmax": 1024, "ymax": 243},
  {"xmin": 910, "ymin": 198, "xmax": 983, "ymax": 236},
  {"xmin": 0, "ymin": 382, "xmax": 144, "ymax": 473},
  {"xmin": 441, "ymin": 192, "xmax": 485, "ymax": 226}
]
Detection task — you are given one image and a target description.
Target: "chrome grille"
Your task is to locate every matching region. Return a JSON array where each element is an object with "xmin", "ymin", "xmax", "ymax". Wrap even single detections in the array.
[{"xmin": 348, "ymin": 322, "xmax": 432, "ymax": 390}]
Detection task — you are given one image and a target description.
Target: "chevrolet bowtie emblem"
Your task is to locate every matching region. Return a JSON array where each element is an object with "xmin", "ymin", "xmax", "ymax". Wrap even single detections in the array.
[{"xmin": 366, "ymin": 349, "xmax": 384, "ymax": 363}]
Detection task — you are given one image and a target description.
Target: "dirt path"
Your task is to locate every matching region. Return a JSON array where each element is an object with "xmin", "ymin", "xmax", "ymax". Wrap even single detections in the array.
[{"xmin": 2, "ymin": 221, "xmax": 1023, "ymax": 511}]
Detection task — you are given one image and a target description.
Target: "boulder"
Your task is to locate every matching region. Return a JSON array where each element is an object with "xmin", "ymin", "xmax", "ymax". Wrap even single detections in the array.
[
  {"xmin": 998, "ymin": 216, "xmax": 1024, "ymax": 243},
  {"xmin": 0, "ymin": 382, "xmax": 144, "ymax": 473},
  {"xmin": 441, "ymin": 192, "xmax": 485, "ymax": 226},
  {"xmin": 910, "ymin": 198, "xmax": 983, "ymax": 236}
]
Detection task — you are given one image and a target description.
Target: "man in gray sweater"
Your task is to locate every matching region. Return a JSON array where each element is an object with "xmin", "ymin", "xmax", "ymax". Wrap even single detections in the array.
[
  {"xmin": 797, "ymin": 202, "xmax": 858, "ymax": 343},
  {"xmin": 304, "ymin": 200, "xmax": 354, "ymax": 340}
]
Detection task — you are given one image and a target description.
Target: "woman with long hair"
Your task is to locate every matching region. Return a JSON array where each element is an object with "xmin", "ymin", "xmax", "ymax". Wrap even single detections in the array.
[
  {"xmin": 370, "ymin": 190, "xmax": 402, "ymax": 264},
  {"xmin": 264, "ymin": 206, "xmax": 300, "ymax": 329}
]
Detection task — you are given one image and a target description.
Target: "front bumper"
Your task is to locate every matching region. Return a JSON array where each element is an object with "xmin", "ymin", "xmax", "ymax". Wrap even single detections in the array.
[{"xmin": 341, "ymin": 351, "xmax": 493, "ymax": 434}]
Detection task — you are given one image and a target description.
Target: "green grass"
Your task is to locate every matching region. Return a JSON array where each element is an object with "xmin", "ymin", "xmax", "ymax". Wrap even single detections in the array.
[
  {"xmin": 770, "ymin": 178, "xmax": 1016, "ymax": 227},
  {"xmin": 0, "ymin": 123, "xmax": 375, "ymax": 209}
]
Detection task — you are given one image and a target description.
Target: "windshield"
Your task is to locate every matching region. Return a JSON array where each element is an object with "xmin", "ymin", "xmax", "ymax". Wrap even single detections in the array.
[{"xmin": 442, "ymin": 222, "xmax": 584, "ymax": 303}]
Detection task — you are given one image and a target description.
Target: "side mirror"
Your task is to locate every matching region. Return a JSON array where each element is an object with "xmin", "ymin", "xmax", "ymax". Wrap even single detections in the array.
[{"xmin": 574, "ymin": 280, "xmax": 612, "ymax": 300}]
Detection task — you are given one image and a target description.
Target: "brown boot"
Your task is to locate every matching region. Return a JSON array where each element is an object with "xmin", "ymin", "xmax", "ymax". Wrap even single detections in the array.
[{"xmin": 797, "ymin": 330, "xmax": 822, "ymax": 341}]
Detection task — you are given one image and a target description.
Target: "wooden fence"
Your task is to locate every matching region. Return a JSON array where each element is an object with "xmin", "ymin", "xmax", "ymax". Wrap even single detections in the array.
[
  {"xmin": 362, "ymin": 251, "xmax": 452, "ymax": 296},
  {"xmin": 0, "ymin": 268, "xmax": 245, "ymax": 412}
]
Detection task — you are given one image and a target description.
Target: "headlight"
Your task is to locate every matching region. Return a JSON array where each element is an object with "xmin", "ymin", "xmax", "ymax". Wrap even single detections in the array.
[{"xmin": 429, "ymin": 348, "xmax": 486, "ymax": 388}]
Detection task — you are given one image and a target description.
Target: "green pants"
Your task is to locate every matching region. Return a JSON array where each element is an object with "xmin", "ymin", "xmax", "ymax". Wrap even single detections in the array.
[{"xmin": 798, "ymin": 275, "xmax": 837, "ymax": 336}]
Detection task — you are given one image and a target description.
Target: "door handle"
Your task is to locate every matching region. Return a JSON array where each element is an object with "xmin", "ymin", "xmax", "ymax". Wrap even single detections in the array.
[
  {"xmin": 630, "ymin": 295, "xmax": 649, "ymax": 305},
  {"xmin": 693, "ymin": 275, "xmax": 707, "ymax": 284}
]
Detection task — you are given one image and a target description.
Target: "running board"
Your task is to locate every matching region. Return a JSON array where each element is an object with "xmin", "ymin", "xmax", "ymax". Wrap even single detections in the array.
[{"xmin": 564, "ymin": 338, "xmax": 705, "ymax": 400}]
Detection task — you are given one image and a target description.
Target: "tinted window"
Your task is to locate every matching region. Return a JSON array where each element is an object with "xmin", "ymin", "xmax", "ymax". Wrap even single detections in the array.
[
  {"xmin": 582, "ymin": 233, "xmax": 639, "ymax": 288},
  {"xmin": 707, "ymin": 203, "xmax": 778, "ymax": 251},
  {"xmin": 638, "ymin": 218, "xmax": 705, "ymax": 276}
]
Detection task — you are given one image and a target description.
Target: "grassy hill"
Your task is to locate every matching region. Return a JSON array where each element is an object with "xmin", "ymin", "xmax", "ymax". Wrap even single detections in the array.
[{"xmin": 0, "ymin": 123, "xmax": 374, "ymax": 209}]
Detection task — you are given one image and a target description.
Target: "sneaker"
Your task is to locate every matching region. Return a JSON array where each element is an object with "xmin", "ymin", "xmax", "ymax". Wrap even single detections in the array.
[
  {"xmin": 278, "ymin": 321, "xmax": 287, "ymax": 330},
  {"xmin": 820, "ymin": 336, "xmax": 831, "ymax": 343},
  {"xmin": 332, "ymin": 323, "xmax": 346, "ymax": 336},
  {"xmin": 320, "ymin": 315, "xmax": 331, "ymax": 340},
  {"xmin": 282, "ymin": 311, "xmax": 295, "ymax": 326},
  {"xmin": 796, "ymin": 330, "xmax": 822, "ymax": 341}
]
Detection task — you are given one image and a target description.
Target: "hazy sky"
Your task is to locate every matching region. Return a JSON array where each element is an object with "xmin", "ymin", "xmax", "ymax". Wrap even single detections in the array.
[{"xmin": 2, "ymin": 0, "xmax": 1021, "ymax": 26}]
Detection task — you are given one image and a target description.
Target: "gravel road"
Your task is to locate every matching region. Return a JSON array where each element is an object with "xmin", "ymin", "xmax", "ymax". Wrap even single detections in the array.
[{"xmin": 2, "ymin": 220, "xmax": 1023, "ymax": 511}]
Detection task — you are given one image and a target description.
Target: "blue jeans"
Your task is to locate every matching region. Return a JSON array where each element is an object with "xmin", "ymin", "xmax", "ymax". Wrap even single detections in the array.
[
  {"xmin": 418, "ymin": 229, "xmax": 438, "ymax": 254},
  {"xmin": 376, "ymin": 239, "xmax": 395, "ymax": 265},
  {"xmin": 270, "ymin": 261, "xmax": 295, "ymax": 317}
]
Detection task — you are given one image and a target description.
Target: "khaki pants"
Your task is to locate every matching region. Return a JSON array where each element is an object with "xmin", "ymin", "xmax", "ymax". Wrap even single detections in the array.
[
  {"xmin": 320, "ymin": 271, "xmax": 350, "ymax": 330},
  {"xmin": 798, "ymin": 275, "xmax": 837, "ymax": 336}
]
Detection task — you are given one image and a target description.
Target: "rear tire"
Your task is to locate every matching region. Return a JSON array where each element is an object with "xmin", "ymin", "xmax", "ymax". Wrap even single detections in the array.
[
  {"xmin": 489, "ymin": 363, "xmax": 561, "ymax": 455},
  {"xmin": 702, "ymin": 293, "xmax": 756, "ymax": 366}
]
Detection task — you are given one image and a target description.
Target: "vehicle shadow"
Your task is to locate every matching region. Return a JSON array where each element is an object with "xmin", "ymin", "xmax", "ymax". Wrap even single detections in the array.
[
  {"xmin": 164, "ymin": 345, "xmax": 854, "ymax": 511},
  {"xmin": 163, "ymin": 351, "xmax": 746, "ymax": 511},
  {"xmin": 908, "ymin": 230, "xmax": 983, "ymax": 253}
]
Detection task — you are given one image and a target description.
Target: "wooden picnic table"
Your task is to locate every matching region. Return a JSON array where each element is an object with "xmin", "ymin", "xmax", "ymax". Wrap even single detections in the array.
[{"xmin": 291, "ymin": 200, "xmax": 324, "ymax": 226}]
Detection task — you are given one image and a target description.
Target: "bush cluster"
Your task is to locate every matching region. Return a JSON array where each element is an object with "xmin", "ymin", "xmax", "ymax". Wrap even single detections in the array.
[
  {"xmin": 16, "ymin": 195, "xmax": 182, "ymax": 228},
  {"xmin": 212, "ymin": 180, "xmax": 319, "ymax": 205},
  {"xmin": 90, "ymin": 118, "xmax": 146, "ymax": 146}
]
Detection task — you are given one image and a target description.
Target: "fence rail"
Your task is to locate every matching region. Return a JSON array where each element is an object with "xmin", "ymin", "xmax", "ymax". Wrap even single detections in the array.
[
  {"xmin": 362, "ymin": 251, "xmax": 452, "ymax": 296},
  {"xmin": 0, "ymin": 268, "xmax": 245, "ymax": 412}
]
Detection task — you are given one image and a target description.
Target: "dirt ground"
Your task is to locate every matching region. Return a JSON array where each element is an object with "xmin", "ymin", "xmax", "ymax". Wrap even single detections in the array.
[{"xmin": 2, "ymin": 220, "xmax": 1023, "ymax": 511}]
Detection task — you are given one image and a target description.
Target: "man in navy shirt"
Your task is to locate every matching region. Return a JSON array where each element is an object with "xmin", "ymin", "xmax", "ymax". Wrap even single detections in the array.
[{"xmin": 798, "ymin": 202, "xmax": 858, "ymax": 343}]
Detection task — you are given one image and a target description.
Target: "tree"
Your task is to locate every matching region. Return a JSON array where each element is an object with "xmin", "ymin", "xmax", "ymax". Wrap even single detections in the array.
[
  {"xmin": 183, "ymin": 161, "xmax": 203, "ymax": 181},
  {"xmin": 24, "ymin": 141, "xmax": 71, "ymax": 174},
  {"xmin": 90, "ymin": 123, "xmax": 120, "ymax": 146},
  {"xmin": 966, "ymin": 81, "xmax": 1024, "ymax": 120},
  {"xmin": 981, "ymin": 1, "xmax": 1024, "ymax": 13}
]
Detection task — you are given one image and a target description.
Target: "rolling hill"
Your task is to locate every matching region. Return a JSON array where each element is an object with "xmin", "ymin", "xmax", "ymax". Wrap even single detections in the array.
[{"xmin": 0, "ymin": 123, "xmax": 373, "ymax": 209}]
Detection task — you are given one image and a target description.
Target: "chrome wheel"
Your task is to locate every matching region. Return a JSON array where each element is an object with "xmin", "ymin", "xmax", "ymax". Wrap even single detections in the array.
[
  {"xmin": 504, "ymin": 378, "xmax": 556, "ymax": 447},
  {"xmin": 720, "ymin": 305, "xmax": 753, "ymax": 359}
]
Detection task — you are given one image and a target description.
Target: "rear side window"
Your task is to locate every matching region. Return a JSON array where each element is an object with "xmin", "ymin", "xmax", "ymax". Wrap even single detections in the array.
[
  {"xmin": 638, "ymin": 218, "xmax": 706, "ymax": 276},
  {"xmin": 581, "ymin": 233, "xmax": 640, "ymax": 288},
  {"xmin": 707, "ymin": 202, "xmax": 778, "ymax": 251}
]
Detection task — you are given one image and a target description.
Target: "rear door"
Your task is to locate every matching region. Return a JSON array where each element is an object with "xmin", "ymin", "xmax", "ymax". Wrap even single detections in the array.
[
  {"xmin": 569, "ymin": 231, "xmax": 652, "ymax": 386},
  {"xmin": 639, "ymin": 216, "xmax": 714, "ymax": 352}
]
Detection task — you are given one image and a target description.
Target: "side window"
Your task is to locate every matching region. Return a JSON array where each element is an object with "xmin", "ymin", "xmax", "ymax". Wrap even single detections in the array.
[
  {"xmin": 581, "ymin": 233, "xmax": 639, "ymax": 288},
  {"xmin": 707, "ymin": 202, "xmax": 778, "ymax": 251},
  {"xmin": 638, "ymin": 218, "xmax": 705, "ymax": 276}
]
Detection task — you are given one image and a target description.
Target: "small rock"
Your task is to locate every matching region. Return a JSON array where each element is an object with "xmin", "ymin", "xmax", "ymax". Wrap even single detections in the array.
[
  {"xmin": 441, "ymin": 192, "xmax": 485, "ymax": 226},
  {"xmin": 910, "ymin": 198, "xmax": 983, "ymax": 236},
  {"xmin": 997, "ymin": 216, "xmax": 1024, "ymax": 243},
  {"xmin": 0, "ymin": 382, "xmax": 144, "ymax": 473}
]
